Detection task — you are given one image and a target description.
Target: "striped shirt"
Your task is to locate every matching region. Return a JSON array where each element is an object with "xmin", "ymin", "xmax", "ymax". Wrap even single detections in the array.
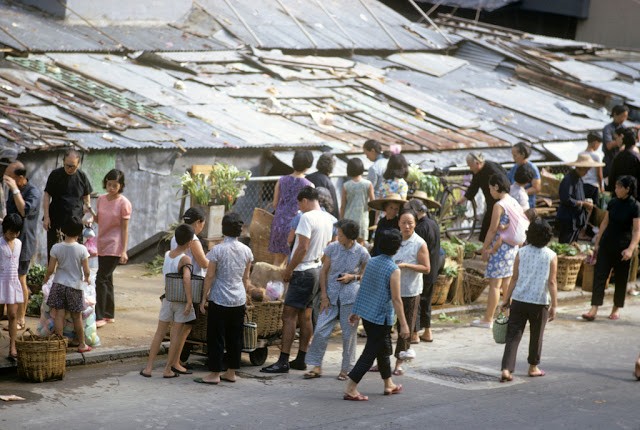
[{"xmin": 352, "ymin": 255, "xmax": 398, "ymax": 325}]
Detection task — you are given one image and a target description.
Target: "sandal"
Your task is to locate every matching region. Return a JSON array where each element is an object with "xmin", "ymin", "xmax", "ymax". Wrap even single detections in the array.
[
  {"xmin": 383, "ymin": 384, "xmax": 403, "ymax": 395},
  {"xmin": 336, "ymin": 372, "xmax": 348, "ymax": 381},
  {"xmin": 500, "ymin": 374, "xmax": 513, "ymax": 383},
  {"xmin": 77, "ymin": 345, "xmax": 93, "ymax": 353},
  {"xmin": 343, "ymin": 393, "xmax": 368, "ymax": 401},
  {"xmin": 528, "ymin": 370, "xmax": 545, "ymax": 377},
  {"xmin": 303, "ymin": 370, "xmax": 322, "ymax": 379}
]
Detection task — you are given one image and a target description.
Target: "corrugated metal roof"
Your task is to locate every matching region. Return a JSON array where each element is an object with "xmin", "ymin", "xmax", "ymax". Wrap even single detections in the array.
[
  {"xmin": 197, "ymin": 0, "xmax": 453, "ymax": 51},
  {"xmin": 454, "ymin": 40, "xmax": 506, "ymax": 70},
  {"xmin": 0, "ymin": 0, "xmax": 236, "ymax": 53}
]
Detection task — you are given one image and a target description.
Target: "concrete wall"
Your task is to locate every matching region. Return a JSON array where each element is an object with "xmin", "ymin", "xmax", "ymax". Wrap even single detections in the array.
[
  {"xmin": 16, "ymin": 0, "xmax": 192, "ymax": 25},
  {"xmin": 575, "ymin": 0, "xmax": 640, "ymax": 49},
  {"xmin": 18, "ymin": 148, "xmax": 265, "ymax": 266}
]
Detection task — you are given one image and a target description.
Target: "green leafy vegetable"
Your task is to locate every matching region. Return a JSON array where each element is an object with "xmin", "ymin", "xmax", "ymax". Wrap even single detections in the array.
[
  {"xmin": 548, "ymin": 242, "xmax": 578, "ymax": 256},
  {"xmin": 442, "ymin": 265, "xmax": 459, "ymax": 278},
  {"xmin": 441, "ymin": 240, "xmax": 461, "ymax": 258}
]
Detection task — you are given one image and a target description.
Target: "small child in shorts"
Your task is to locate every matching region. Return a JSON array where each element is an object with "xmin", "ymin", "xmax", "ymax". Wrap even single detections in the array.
[
  {"xmin": 43, "ymin": 216, "xmax": 91, "ymax": 353},
  {"xmin": 0, "ymin": 214, "xmax": 24, "ymax": 360},
  {"xmin": 140, "ymin": 224, "xmax": 196, "ymax": 378}
]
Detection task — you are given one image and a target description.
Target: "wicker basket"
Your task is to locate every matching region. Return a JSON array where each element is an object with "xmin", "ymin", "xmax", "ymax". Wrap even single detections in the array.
[
  {"xmin": 188, "ymin": 304, "xmax": 254, "ymax": 342},
  {"xmin": 431, "ymin": 275, "xmax": 454, "ymax": 306},
  {"xmin": 253, "ymin": 300, "xmax": 284, "ymax": 338},
  {"xmin": 463, "ymin": 271, "xmax": 489, "ymax": 303},
  {"xmin": 557, "ymin": 255, "xmax": 583, "ymax": 291},
  {"xmin": 581, "ymin": 264, "xmax": 611, "ymax": 292},
  {"xmin": 250, "ymin": 208, "xmax": 274, "ymax": 265},
  {"xmin": 16, "ymin": 329, "xmax": 67, "ymax": 383}
]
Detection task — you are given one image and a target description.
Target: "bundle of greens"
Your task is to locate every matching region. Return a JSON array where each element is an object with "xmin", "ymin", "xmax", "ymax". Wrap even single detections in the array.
[{"xmin": 548, "ymin": 242, "xmax": 578, "ymax": 256}]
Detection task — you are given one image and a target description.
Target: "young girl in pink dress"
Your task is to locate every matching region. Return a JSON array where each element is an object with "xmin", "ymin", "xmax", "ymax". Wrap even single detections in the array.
[
  {"xmin": 0, "ymin": 214, "xmax": 24, "ymax": 360},
  {"xmin": 94, "ymin": 169, "xmax": 132, "ymax": 327}
]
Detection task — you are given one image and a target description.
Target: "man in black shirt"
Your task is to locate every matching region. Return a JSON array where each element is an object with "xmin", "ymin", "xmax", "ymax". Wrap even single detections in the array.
[
  {"xmin": 458, "ymin": 152, "xmax": 508, "ymax": 242},
  {"xmin": 42, "ymin": 149, "xmax": 93, "ymax": 258},
  {"xmin": 4, "ymin": 161, "xmax": 42, "ymax": 329}
]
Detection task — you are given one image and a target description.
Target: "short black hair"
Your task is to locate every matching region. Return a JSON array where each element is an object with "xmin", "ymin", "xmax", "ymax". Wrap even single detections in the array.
[
  {"xmin": 222, "ymin": 212, "xmax": 243, "ymax": 237},
  {"xmin": 489, "ymin": 174, "xmax": 510, "ymax": 193},
  {"xmin": 103, "ymin": 169, "xmax": 126, "ymax": 193},
  {"xmin": 616, "ymin": 175, "xmax": 637, "ymax": 198},
  {"xmin": 363, "ymin": 139, "xmax": 383, "ymax": 154},
  {"xmin": 406, "ymin": 199, "xmax": 427, "ymax": 214},
  {"xmin": 622, "ymin": 128, "xmax": 636, "ymax": 149},
  {"xmin": 2, "ymin": 213, "xmax": 23, "ymax": 234},
  {"xmin": 346, "ymin": 158, "xmax": 364, "ymax": 177},
  {"xmin": 182, "ymin": 207, "xmax": 206, "ymax": 224},
  {"xmin": 611, "ymin": 104, "xmax": 629, "ymax": 117},
  {"xmin": 316, "ymin": 152, "xmax": 335, "ymax": 175},
  {"xmin": 297, "ymin": 186, "xmax": 318, "ymax": 202},
  {"xmin": 292, "ymin": 150, "xmax": 313, "ymax": 172},
  {"xmin": 512, "ymin": 142, "xmax": 532, "ymax": 159},
  {"xmin": 379, "ymin": 229, "xmax": 403, "ymax": 256},
  {"xmin": 335, "ymin": 219, "xmax": 359, "ymax": 240},
  {"xmin": 61, "ymin": 216, "xmax": 83, "ymax": 237},
  {"xmin": 587, "ymin": 132, "xmax": 602, "ymax": 144},
  {"xmin": 514, "ymin": 163, "xmax": 535, "ymax": 185},
  {"xmin": 399, "ymin": 208, "xmax": 418, "ymax": 222},
  {"xmin": 526, "ymin": 218, "xmax": 553, "ymax": 248},
  {"xmin": 383, "ymin": 154, "xmax": 408, "ymax": 180},
  {"xmin": 174, "ymin": 224, "xmax": 195, "ymax": 246}
]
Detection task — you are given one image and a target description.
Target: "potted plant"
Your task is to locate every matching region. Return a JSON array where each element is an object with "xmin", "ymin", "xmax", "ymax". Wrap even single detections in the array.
[{"xmin": 179, "ymin": 163, "xmax": 251, "ymax": 238}]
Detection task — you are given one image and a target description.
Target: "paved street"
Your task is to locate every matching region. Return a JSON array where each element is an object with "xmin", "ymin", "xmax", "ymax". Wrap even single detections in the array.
[{"xmin": 1, "ymin": 296, "xmax": 639, "ymax": 430}]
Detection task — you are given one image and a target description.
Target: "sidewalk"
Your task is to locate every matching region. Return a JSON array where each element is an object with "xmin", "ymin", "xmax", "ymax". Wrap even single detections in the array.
[{"xmin": 0, "ymin": 263, "xmax": 627, "ymax": 370}]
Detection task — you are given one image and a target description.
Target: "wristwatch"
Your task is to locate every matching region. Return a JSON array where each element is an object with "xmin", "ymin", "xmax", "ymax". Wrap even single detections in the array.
[{"xmin": 12, "ymin": 188, "xmax": 20, "ymax": 195}]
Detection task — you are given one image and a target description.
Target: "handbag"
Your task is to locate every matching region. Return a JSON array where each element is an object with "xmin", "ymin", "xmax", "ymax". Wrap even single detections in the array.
[
  {"xmin": 492, "ymin": 311, "xmax": 509, "ymax": 344},
  {"xmin": 164, "ymin": 264, "xmax": 204, "ymax": 304}
]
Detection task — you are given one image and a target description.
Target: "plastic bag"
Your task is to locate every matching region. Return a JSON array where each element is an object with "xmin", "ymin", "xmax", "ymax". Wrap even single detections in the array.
[
  {"xmin": 265, "ymin": 281, "xmax": 284, "ymax": 301},
  {"xmin": 84, "ymin": 236, "xmax": 97, "ymax": 257}
]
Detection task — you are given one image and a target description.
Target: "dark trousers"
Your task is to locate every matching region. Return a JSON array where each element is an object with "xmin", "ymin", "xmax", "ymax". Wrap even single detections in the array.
[
  {"xmin": 395, "ymin": 296, "xmax": 419, "ymax": 358},
  {"xmin": 348, "ymin": 319, "xmax": 392, "ymax": 383},
  {"xmin": 501, "ymin": 300, "xmax": 549, "ymax": 372},
  {"xmin": 479, "ymin": 206, "xmax": 492, "ymax": 242},
  {"xmin": 95, "ymin": 256, "xmax": 120, "ymax": 320},
  {"xmin": 591, "ymin": 245, "xmax": 629, "ymax": 308},
  {"xmin": 207, "ymin": 302, "xmax": 245, "ymax": 372},
  {"xmin": 583, "ymin": 183, "xmax": 600, "ymax": 208},
  {"xmin": 556, "ymin": 220, "xmax": 580, "ymax": 244},
  {"xmin": 417, "ymin": 285, "xmax": 433, "ymax": 330}
]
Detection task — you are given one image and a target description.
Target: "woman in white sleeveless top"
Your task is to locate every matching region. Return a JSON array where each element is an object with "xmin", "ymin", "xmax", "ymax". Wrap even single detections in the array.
[{"xmin": 499, "ymin": 218, "xmax": 558, "ymax": 382}]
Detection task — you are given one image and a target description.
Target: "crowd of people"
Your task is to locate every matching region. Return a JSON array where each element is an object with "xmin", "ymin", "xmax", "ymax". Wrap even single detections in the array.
[{"xmin": 2, "ymin": 113, "xmax": 640, "ymax": 393}]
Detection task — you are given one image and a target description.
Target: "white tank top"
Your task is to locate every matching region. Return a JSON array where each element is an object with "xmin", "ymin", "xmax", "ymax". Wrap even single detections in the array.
[{"xmin": 162, "ymin": 251, "xmax": 185, "ymax": 275}]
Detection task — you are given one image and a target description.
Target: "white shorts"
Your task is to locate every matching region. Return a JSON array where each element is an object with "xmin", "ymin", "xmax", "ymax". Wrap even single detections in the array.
[{"xmin": 158, "ymin": 298, "xmax": 196, "ymax": 323}]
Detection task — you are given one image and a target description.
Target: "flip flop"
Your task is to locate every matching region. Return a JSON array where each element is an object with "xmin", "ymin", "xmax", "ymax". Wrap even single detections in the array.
[
  {"xmin": 7, "ymin": 354, "xmax": 18, "ymax": 362},
  {"xmin": 608, "ymin": 314, "xmax": 620, "ymax": 320},
  {"xmin": 420, "ymin": 337, "xmax": 434, "ymax": 343},
  {"xmin": 171, "ymin": 366, "xmax": 193, "ymax": 375},
  {"xmin": 528, "ymin": 370, "xmax": 545, "ymax": 377},
  {"xmin": 139, "ymin": 369, "xmax": 152, "ymax": 378},
  {"xmin": 581, "ymin": 313, "xmax": 596, "ymax": 321},
  {"xmin": 163, "ymin": 373, "xmax": 179, "ymax": 379},
  {"xmin": 303, "ymin": 370, "xmax": 322, "ymax": 379},
  {"xmin": 77, "ymin": 345, "xmax": 93, "ymax": 353},
  {"xmin": 368, "ymin": 365, "xmax": 379, "ymax": 372},
  {"xmin": 336, "ymin": 373, "xmax": 348, "ymax": 381},
  {"xmin": 383, "ymin": 384, "xmax": 403, "ymax": 395},
  {"xmin": 220, "ymin": 376, "xmax": 236, "ymax": 383},
  {"xmin": 193, "ymin": 377, "xmax": 218, "ymax": 385},
  {"xmin": 343, "ymin": 393, "xmax": 368, "ymax": 401}
]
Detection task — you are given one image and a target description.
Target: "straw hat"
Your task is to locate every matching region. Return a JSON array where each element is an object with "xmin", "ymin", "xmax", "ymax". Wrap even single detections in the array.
[
  {"xmin": 567, "ymin": 154, "xmax": 605, "ymax": 168},
  {"xmin": 408, "ymin": 190, "xmax": 441, "ymax": 209},
  {"xmin": 368, "ymin": 193, "xmax": 407, "ymax": 211}
]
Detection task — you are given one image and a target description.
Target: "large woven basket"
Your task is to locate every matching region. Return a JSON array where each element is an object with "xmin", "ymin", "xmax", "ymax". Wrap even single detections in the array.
[
  {"xmin": 253, "ymin": 300, "xmax": 284, "ymax": 338},
  {"xmin": 16, "ymin": 329, "xmax": 67, "ymax": 383},
  {"xmin": 463, "ymin": 271, "xmax": 489, "ymax": 303},
  {"xmin": 431, "ymin": 275, "xmax": 454, "ymax": 306},
  {"xmin": 250, "ymin": 208, "xmax": 275, "ymax": 265},
  {"xmin": 188, "ymin": 304, "xmax": 254, "ymax": 342},
  {"xmin": 557, "ymin": 255, "xmax": 583, "ymax": 291},
  {"xmin": 581, "ymin": 264, "xmax": 611, "ymax": 292}
]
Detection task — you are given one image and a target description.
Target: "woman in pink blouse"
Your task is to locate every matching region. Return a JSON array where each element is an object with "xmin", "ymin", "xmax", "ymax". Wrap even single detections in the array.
[{"xmin": 94, "ymin": 169, "xmax": 132, "ymax": 327}]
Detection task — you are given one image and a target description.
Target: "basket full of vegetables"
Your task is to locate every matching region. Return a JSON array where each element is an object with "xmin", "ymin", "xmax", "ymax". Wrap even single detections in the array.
[{"xmin": 548, "ymin": 242, "xmax": 583, "ymax": 291}]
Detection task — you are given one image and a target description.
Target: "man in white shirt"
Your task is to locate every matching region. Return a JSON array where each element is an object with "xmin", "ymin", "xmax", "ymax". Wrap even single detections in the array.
[{"xmin": 261, "ymin": 186, "xmax": 336, "ymax": 373}]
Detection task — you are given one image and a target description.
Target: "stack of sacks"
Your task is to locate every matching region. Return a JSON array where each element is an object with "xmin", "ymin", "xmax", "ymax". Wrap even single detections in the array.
[{"xmin": 36, "ymin": 277, "xmax": 101, "ymax": 347}]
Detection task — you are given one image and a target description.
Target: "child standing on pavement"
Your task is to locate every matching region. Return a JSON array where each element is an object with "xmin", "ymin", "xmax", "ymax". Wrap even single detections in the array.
[
  {"xmin": 499, "ymin": 218, "xmax": 558, "ymax": 382},
  {"xmin": 0, "ymin": 214, "xmax": 24, "ymax": 360},
  {"xmin": 140, "ymin": 224, "xmax": 196, "ymax": 378},
  {"xmin": 44, "ymin": 216, "xmax": 92, "ymax": 353}
]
